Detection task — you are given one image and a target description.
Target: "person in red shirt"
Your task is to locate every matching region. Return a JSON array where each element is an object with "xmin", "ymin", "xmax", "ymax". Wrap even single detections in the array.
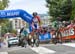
[{"xmin": 67, "ymin": 20, "xmax": 74, "ymax": 28}]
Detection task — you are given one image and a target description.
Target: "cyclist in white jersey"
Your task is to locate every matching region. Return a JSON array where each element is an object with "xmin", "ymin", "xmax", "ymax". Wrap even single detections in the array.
[{"xmin": 32, "ymin": 12, "xmax": 41, "ymax": 30}]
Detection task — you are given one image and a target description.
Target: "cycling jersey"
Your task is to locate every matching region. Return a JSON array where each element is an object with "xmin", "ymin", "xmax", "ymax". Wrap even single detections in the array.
[
  {"xmin": 32, "ymin": 16, "xmax": 41, "ymax": 30},
  {"xmin": 33, "ymin": 17, "xmax": 38, "ymax": 24},
  {"xmin": 21, "ymin": 29, "xmax": 28, "ymax": 37}
]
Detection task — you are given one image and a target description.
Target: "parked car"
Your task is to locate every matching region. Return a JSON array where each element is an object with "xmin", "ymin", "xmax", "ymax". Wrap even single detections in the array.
[{"xmin": 8, "ymin": 36, "xmax": 19, "ymax": 47}]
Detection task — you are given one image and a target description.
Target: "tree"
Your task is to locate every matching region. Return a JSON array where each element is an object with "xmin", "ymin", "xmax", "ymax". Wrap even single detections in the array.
[
  {"xmin": 60, "ymin": 0, "xmax": 72, "ymax": 21},
  {"xmin": 1, "ymin": 21, "xmax": 10, "ymax": 36},
  {"xmin": 0, "ymin": 0, "xmax": 9, "ymax": 24},
  {"xmin": 46, "ymin": 0, "xmax": 72, "ymax": 21},
  {"xmin": 0, "ymin": 0, "xmax": 9, "ymax": 10},
  {"xmin": 71, "ymin": 0, "xmax": 75, "ymax": 19},
  {"xmin": 0, "ymin": 0, "xmax": 9, "ymax": 36},
  {"xmin": 10, "ymin": 29, "xmax": 17, "ymax": 34}
]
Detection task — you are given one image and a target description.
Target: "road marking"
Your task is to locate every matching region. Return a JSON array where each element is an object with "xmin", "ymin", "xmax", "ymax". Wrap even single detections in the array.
[
  {"xmin": 63, "ymin": 43, "xmax": 75, "ymax": 47},
  {"xmin": 40, "ymin": 44, "xmax": 55, "ymax": 46},
  {"xmin": 7, "ymin": 47, "xmax": 24, "ymax": 52},
  {"xmin": 0, "ymin": 52, "xmax": 8, "ymax": 54},
  {"xmin": 30, "ymin": 47, "xmax": 56, "ymax": 54}
]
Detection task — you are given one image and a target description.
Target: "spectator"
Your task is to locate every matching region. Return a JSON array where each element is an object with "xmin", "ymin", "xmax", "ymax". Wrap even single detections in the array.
[
  {"xmin": 67, "ymin": 20, "xmax": 74, "ymax": 28},
  {"xmin": 62, "ymin": 21, "xmax": 67, "ymax": 27},
  {"xmin": 52, "ymin": 17, "xmax": 63, "ymax": 44},
  {"xmin": 0, "ymin": 41, "xmax": 1, "ymax": 48},
  {"xmin": 48, "ymin": 25, "xmax": 53, "ymax": 33}
]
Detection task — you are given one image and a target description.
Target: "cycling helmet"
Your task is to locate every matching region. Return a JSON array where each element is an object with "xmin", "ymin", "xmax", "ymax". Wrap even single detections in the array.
[{"xmin": 32, "ymin": 12, "xmax": 38, "ymax": 16}]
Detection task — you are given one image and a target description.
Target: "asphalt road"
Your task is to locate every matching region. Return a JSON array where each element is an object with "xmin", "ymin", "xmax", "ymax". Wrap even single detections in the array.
[{"xmin": 0, "ymin": 43, "xmax": 75, "ymax": 54}]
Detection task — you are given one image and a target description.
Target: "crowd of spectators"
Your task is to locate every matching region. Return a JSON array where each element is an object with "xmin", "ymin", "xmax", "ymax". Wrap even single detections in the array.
[{"xmin": 19, "ymin": 17, "xmax": 75, "ymax": 45}]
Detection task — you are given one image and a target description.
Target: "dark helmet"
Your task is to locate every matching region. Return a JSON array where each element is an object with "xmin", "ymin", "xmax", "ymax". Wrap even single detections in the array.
[{"xmin": 32, "ymin": 12, "xmax": 38, "ymax": 16}]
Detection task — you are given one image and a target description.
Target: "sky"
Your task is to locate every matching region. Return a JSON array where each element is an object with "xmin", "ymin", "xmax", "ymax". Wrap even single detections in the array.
[{"xmin": 6, "ymin": 0, "xmax": 48, "ymax": 14}]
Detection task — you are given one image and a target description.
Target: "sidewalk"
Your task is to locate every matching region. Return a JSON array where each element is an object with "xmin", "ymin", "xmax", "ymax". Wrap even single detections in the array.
[
  {"xmin": 63, "ymin": 43, "xmax": 75, "ymax": 47},
  {"xmin": 1, "ymin": 39, "xmax": 8, "ymax": 48}
]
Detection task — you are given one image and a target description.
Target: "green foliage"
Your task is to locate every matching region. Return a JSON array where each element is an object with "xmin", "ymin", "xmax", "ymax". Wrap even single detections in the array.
[
  {"xmin": 1, "ymin": 21, "xmax": 10, "ymax": 36},
  {"xmin": 71, "ymin": 0, "xmax": 75, "ymax": 19},
  {"xmin": 0, "ymin": 0, "xmax": 9, "ymax": 10},
  {"xmin": 46, "ymin": 0, "xmax": 72, "ymax": 21},
  {"xmin": 0, "ymin": 0, "xmax": 9, "ymax": 36},
  {"xmin": 10, "ymin": 29, "xmax": 17, "ymax": 34},
  {"xmin": 0, "ymin": 0, "xmax": 9, "ymax": 25}
]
